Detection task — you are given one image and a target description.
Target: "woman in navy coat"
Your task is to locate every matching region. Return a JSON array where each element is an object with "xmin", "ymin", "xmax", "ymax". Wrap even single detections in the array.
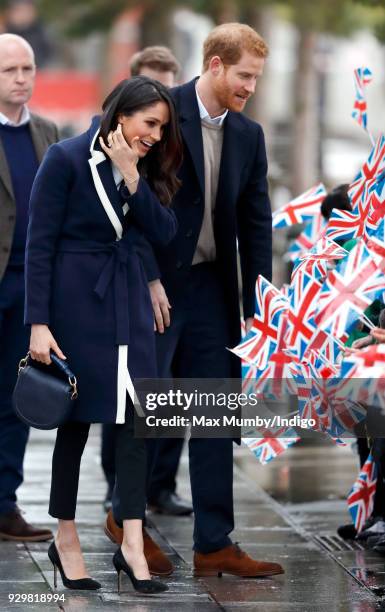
[{"xmin": 25, "ymin": 77, "xmax": 182, "ymax": 593}]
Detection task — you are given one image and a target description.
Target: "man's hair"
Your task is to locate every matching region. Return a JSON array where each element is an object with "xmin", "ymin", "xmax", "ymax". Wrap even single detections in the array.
[
  {"xmin": 130, "ymin": 46, "xmax": 180, "ymax": 77},
  {"xmin": 202, "ymin": 23, "xmax": 268, "ymax": 72}
]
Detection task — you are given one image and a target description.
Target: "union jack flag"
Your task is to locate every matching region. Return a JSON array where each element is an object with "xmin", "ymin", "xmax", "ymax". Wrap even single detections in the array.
[
  {"xmin": 291, "ymin": 238, "xmax": 348, "ymax": 282},
  {"xmin": 291, "ymin": 361, "xmax": 320, "ymax": 424},
  {"xmin": 255, "ymin": 313, "xmax": 300, "ymax": 399},
  {"xmin": 351, "ymin": 67, "xmax": 372, "ymax": 132},
  {"xmin": 321, "ymin": 344, "xmax": 365, "ymax": 417},
  {"xmin": 323, "ymin": 198, "xmax": 369, "ymax": 243},
  {"xmin": 310, "ymin": 350, "xmax": 340, "ymax": 379},
  {"xmin": 310, "ymin": 361, "xmax": 366, "ymax": 439},
  {"xmin": 292, "ymin": 350, "xmax": 364, "ymax": 438},
  {"xmin": 295, "ymin": 360, "xmax": 338, "ymax": 435},
  {"xmin": 366, "ymin": 171, "xmax": 385, "ymax": 226},
  {"xmin": 323, "ymin": 341, "xmax": 369, "ymax": 407},
  {"xmin": 352, "ymin": 343, "xmax": 385, "ymax": 373},
  {"xmin": 273, "ymin": 183, "xmax": 327, "ymax": 229},
  {"xmin": 335, "ymin": 345, "xmax": 385, "ymax": 406},
  {"xmin": 243, "ymin": 426, "xmax": 300, "ymax": 464},
  {"xmin": 239, "ymin": 319, "xmax": 259, "ymax": 392},
  {"xmin": 348, "ymin": 454, "xmax": 377, "ymax": 532},
  {"xmin": 348, "ymin": 134, "xmax": 385, "ymax": 210},
  {"xmin": 329, "ymin": 400, "xmax": 367, "ymax": 438},
  {"xmin": 335, "ymin": 353, "xmax": 372, "ymax": 406},
  {"xmin": 304, "ymin": 325, "xmax": 345, "ymax": 367},
  {"xmin": 364, "ymin": 217, "xmax": 385, "ymax": 270},
  {"xmin": 240, "ymin": 318, "xmax": 246, "ymax": 338},
  {"xmin": 342, "ymin": 344, "xmax": 385, "ymax": 408},
  {"xmin": 241, "ymin": 360, "xmax": 260, "ymax": 396},
  {"xmin": 285, "ymin": 271, "xmax": 322, "ymax": 359},
  {"xmin": 230, "ymin": 277, "xmax": 288, "ymax": 369},
  {"xmin": 285, "ymin": 213, "xmax": 326, "ymax": 262},
  {"xmin": 315, "ymin": 240, "xmax": 385, "ymax": 337},
  {"xmin": 366, "ymin": 375, "xmax": 385, "ymax": 410}
]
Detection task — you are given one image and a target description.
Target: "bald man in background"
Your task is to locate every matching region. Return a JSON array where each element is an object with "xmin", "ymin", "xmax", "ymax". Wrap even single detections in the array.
[{"xmin": 0, "ymin": 33, "xmax": 58, "ymax": 541}]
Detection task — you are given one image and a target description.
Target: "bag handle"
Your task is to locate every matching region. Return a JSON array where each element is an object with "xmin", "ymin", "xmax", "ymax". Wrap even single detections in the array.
[
  {"xmin": 18, "ymin": 352, "xmax": 78, "ymax": 400},
  {"xmin": 49, "ymin": 353, "xmax": 75, "ymax": 378}
]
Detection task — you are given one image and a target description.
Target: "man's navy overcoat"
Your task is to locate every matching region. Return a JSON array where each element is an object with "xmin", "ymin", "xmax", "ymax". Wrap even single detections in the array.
[
  {"xmin": 24, "ymin": 118, "xmax": 177, "ymax": 423},
  {"xmin": 140, "ymin": 78, "xmax": 273, "ymax": 376}
]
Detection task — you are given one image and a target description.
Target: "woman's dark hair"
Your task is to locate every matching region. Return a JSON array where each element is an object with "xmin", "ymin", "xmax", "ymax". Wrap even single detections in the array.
[
  {"xmin": 100, "ymin": 76, "xmax": 182, "ymax": 206},
  {"xmin": 321, "ymin": 184, "xmax": 351, "ymax": 220}
]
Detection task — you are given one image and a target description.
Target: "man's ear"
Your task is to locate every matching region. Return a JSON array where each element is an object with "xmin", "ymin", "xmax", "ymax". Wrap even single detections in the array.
[{"xmin": 209, "ymin": 55, "xmax": 223, "ymax": 77}]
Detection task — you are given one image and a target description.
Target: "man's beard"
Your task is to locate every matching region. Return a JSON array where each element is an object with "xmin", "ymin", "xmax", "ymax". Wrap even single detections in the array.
[{"xmin": 213, "ymin": 78, "xmax": 248, "ymax": 113}]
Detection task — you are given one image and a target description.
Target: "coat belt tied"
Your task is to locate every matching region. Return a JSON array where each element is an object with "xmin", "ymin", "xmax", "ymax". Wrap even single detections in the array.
[{"xmin": 57, "ymin": 235, "xmax": 135, "ymax": 345}]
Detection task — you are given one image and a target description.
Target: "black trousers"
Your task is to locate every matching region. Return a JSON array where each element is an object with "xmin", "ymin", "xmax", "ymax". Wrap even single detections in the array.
[
  {"xmin": 147, "ymin": 438, "xmax": 184, "ymax": 502},
  {"xmin": 49, "ymin": 405, "xmax": 146, "ymax": 520},
  {"xmin": 101, "ymin": 423, "xmax": 184, "ymax": 501},
  {"xmin": 101, "ymin": 424, "xmax": 117, "ymax": 491}
]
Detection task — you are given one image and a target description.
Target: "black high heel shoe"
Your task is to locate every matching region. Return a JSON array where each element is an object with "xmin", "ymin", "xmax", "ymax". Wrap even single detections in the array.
[
  {"xmin": 113, "ymin": 547, "xmax": 168, "ymax": 594},
  {"xmin": 48, "ymin": 541, "xmax": 101, "ymax": 590}
]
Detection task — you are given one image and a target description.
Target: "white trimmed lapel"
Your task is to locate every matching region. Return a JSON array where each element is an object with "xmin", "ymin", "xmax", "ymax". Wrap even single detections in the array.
[{"xmin": 88, "ymin": 128, "xmax": 123, "ymax": 240}]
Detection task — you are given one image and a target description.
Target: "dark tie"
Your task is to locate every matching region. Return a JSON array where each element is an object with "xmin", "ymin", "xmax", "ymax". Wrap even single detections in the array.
[{"xmin": 118, "ymin": 181, "xmax": 130, "ymax": 217}]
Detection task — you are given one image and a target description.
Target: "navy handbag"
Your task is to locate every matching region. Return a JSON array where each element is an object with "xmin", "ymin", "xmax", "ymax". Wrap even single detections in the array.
[{"xmin": 13, "ymin": 352, "xmax": 78, "ymax": 430}]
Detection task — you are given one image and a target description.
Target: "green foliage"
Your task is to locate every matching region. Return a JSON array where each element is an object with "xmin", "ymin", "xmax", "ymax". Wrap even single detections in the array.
[
  {"xmin": 37, "ymin": 0, "xmax": 132, "ymax": 36},
  {"xmin": 354, "ymin": 0, "xmax": 385, "ymax": 6},
  {"xmin": 352, "ymin": 2, "xmax": 385, "ymax": 41},
  {"xmin": 8, "ymin": 0, "xmax": 384, "ymax": 43},
  {"xmin": 277, "ymin": 0, "xmax": 384, "ymax": 36}
]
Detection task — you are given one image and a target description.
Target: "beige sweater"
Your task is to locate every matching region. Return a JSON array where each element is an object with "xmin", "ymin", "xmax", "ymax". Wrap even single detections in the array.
[{"xmin": 192, "ymin": 118, "xmax": 224, "ymax": 265}]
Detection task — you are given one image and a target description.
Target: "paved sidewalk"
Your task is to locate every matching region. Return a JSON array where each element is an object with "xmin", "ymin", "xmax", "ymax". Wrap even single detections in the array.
[{"xmin": 0, "ymin": 428, "xmax": 382, "ymax": 611}]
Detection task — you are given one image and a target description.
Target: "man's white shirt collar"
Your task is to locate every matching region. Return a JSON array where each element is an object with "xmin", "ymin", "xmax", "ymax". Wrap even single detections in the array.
[
  {"xmin": 0, "ymin": 106, "xmax": 30, "ymax": 126},
  {"xmin": 195, "ymin": 87, "xmax": 228, "ymax": 126}
]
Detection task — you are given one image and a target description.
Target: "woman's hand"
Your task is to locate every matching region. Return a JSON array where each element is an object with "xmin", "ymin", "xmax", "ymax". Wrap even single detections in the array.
[
  {"xmin": 149, "ymin": 279, "xmax": 171, "ymax": 333},
  {"xmin": 29, "ymin": 324, "xmax": 66, "ymax": 365},
  {"xmin": 99, "ymin": 124, "xmax": 140, "ymax": 182}
]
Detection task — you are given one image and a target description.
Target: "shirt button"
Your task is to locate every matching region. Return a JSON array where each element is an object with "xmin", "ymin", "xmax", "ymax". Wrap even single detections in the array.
[
  {"xmin": 193, "ymin": 196, "xmax": 201, "ymax": 205},
  {"xmin": 2, "ymin": 246, "xmax": 9, "ymax": 253},
  {"xmin": 8, "ymin": 215, "xmax": 15, "ymax": 222},
  {"xmin": 176, "ymin": 260, "xmax": 183, "ymax": 269},
  {"xmin": 186, "ymin": 229, "xmax": 193, "ymax": 238}
]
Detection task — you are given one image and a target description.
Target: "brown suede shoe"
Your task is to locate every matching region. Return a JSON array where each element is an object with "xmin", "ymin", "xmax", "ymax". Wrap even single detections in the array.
[
  {"xmin": 142, "ymin": 528, "xmax": 174, "ymax": 576},
  {"xmin": 0, "ymin": 508, "xmax": 53, "ymax": 542},
  {"xmin": 104, "ymin": 509, "xmax": 123, "ymax": 545},
  {"xmin": 194, "ymin": 543, "xmax": 284, "ymax": 578},
  {"xmin": 104, "ymin": 510, "xmax": 174, "ymax": 576}
]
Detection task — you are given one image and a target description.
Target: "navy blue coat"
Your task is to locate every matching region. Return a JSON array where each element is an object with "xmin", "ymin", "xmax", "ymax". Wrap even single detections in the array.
[
  {"xmin": 140, "ymin": 79, "xmax": 272, "ymax": 376},
  {"xmin": 25, "ymin": 118, "xmax": 177, "ymax": 424}
]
